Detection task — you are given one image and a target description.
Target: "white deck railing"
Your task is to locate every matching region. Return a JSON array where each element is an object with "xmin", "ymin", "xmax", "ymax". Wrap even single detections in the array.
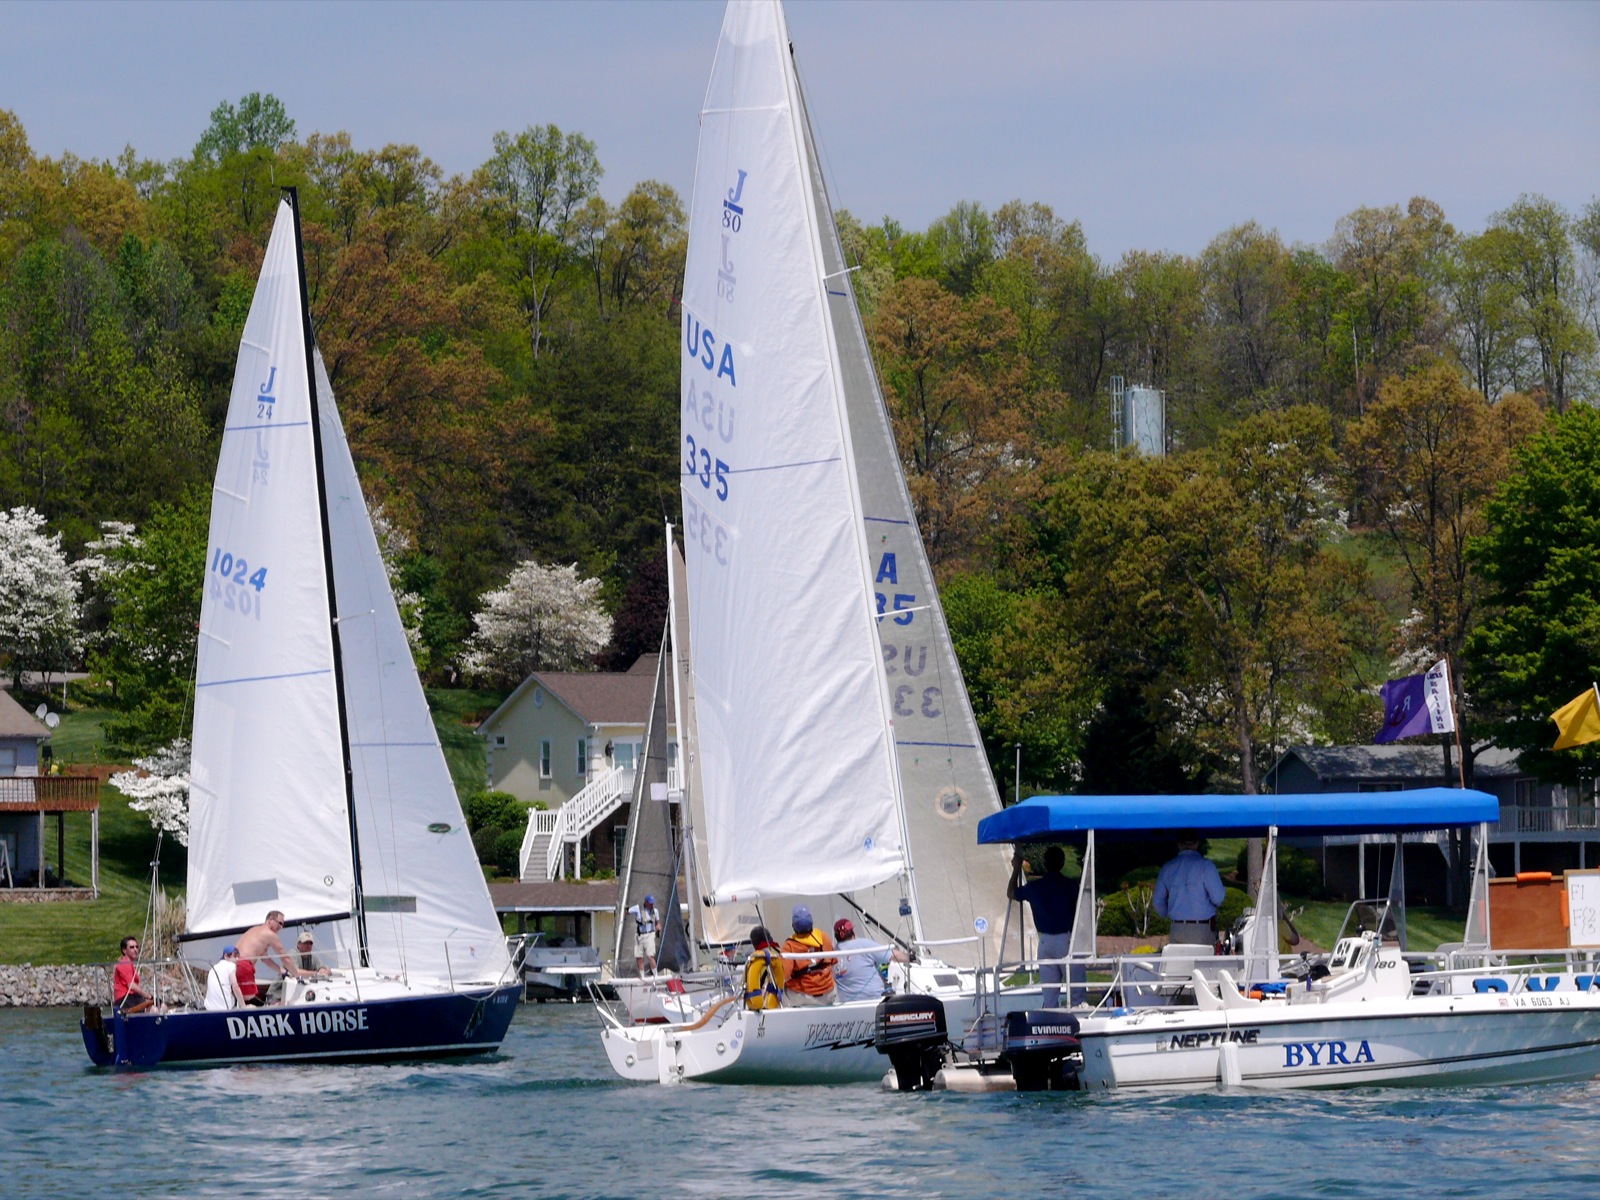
[
  {"xmin": 516, "ymin": 765, "xmax": 685, "ymax": 882},
  {"xmin": 1511, "ymin": 804, "xmax": 1600, "ymax": 834}
]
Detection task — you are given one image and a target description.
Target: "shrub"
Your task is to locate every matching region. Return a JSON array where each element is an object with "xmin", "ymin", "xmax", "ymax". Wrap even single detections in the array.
[
  {"xmin": 464, "ymin": 790, "xmax": 525, "ymax": 834},
  {"xmin": 1233, "ymin": 844, "xmax": 1325, "ymax": 898},
  {"xmin": 1215, "ymin": 886, "xmax": 1251, "ymax": 932},
  {"xmin": 492, "ymin": 829, "xmax": 525, "ymax": 877},
  {"xmin": 1098, "ymin": 886, "xmax": 1170, "ymax": 938}
]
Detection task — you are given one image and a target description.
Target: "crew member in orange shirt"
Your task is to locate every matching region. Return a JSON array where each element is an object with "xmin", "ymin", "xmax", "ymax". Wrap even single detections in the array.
[{"xmin": 782, "ymin": 905, "xmax": 837, "ymax": 1006}]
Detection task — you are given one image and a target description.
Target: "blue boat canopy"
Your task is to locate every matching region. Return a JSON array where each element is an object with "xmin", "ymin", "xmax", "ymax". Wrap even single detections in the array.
[{"xmin": 976, "ymin": 788, "xmax": 1499, "ymax": 843}]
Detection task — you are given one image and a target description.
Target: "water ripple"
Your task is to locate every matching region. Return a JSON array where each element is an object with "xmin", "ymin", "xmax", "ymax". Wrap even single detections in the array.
[{"xmin": 9, "ymin": 1006, "xmax": 1600, "ymax": 1198}]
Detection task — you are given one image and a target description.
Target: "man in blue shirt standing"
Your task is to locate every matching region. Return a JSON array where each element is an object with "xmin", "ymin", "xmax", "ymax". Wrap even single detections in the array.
[
  {"xmin": 1153, "ymin": 832, "xmax": 1227, "ymax": 947},
  {"xmin": 1008, "ymin": 846, "xmax": 1076, "ymax": 1007}
]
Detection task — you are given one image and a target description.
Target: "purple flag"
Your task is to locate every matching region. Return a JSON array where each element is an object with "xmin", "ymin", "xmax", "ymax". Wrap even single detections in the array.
[
  {"xmin": 1374, "ymin": 659, "xmax": 1456, "ymax": 744},
  {"xmin": 1375, "ymin": 674, "xmax": 1430, "ymax": 743}
]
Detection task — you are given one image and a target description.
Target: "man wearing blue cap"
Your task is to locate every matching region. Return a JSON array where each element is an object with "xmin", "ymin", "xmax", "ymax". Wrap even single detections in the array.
[
  {"xmin": 782, "ymin": 904, "xmax": 837, "ymax": 1005},
  {"xmin": 632, "ymin": 894, "xmax": 661, "ymax": 976}
]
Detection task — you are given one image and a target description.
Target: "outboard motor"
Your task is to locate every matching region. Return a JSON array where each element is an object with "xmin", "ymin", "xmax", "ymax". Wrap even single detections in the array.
[
  {"xmin": 874, "ymin": 993, "xmax": 948, "ymax": 1091},
  {"xmin": 1004, "ymin": 1009, "xmax": 1081, "ymax": 1091}
]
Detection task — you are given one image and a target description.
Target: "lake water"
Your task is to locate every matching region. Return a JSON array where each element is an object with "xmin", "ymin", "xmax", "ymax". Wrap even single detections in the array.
[{"xmin": 6, "ymin": 1002, "xmax": 1600, "ymax": 1199}]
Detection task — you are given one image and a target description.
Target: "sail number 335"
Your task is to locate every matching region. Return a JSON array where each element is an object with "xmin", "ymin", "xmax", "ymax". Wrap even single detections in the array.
[{"xmin": 684, "ymin": 436, "xmax": 730, "ymax": 501}]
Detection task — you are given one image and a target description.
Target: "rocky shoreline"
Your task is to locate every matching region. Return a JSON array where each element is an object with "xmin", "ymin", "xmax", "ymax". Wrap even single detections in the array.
[{"xmin": 0, "ymin": 965, "xmax": 103, "ymax": 1007}]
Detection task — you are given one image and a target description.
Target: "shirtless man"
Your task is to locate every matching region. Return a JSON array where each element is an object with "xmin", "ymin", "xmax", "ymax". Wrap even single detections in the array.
[{"xmin": 234, "ymin": 911, "xmax": 309, "ymax": 1002}]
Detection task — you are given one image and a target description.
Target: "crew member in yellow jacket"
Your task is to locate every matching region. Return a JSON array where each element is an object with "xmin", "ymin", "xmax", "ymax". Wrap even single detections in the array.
[{"xmin": 743, "ymin": 926, "xmax": 787, "ymax": 1010}]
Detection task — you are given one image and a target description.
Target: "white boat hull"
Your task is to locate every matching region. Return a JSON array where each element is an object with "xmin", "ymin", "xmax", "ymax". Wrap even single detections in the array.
[
  {"xmin": 1077, "ymin": 992, "xmax": 1600, "ymax": 1091},
  {"xmin": 601, "ymin": 977, "xmax": 1042, "ymax": 1085}
]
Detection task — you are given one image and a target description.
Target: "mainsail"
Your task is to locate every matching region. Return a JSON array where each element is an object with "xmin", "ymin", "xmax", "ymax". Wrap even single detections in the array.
[
  {"xmin": 679, "ymin": 0, "xmax": 1006, "ymax": 966},
  {"xmin": 682, "ymin": 0, "xmax": 908, "ymax": 905},
  {"xmin": 188, "ymin": 202, "xmax": 354, "ymax": 938},
  {"xmin": 613, "ymin": 628, "xmax": 693, "ymax": 973},
  {"xmin": 188, "ymin": 195, "xmax": 507, "ymax": 984}
]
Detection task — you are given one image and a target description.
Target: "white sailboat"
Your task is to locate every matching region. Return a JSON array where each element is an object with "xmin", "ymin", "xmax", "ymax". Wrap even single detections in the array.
[
  {"xmin": 599, "ymin": 0, "xmax": 1020, "ymax": 1085},
  {"xmin": 82, "ymin": 191, "xmax": 521, "ymax": 1068}
]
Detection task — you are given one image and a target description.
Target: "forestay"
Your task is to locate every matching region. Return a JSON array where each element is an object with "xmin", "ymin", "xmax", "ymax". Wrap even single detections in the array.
[{"xmin": 681, "ymin": 0, "xmax": 906, "ymax": 902}]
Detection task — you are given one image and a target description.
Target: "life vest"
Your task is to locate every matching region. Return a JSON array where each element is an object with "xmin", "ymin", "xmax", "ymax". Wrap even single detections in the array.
[
  {"xmin": 744, "ymin": 948, "xmax": 784, "ymax": 1010},
  {"xmin": 782, "ymin": 930, "xmax": 837, "ymax": 996},
  {"xmin": 635, "ymin": 906, "xmax": 660, "ymax": 935}
]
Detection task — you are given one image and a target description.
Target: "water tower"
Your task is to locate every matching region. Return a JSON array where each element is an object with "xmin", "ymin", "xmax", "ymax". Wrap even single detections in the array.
[{"xmin": 1109, "ymin": 376, "xmax": 1166, "ymax": 457}]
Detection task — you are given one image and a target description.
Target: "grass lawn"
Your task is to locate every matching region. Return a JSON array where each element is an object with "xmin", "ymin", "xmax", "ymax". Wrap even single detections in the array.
[
  {"xmin": 1290, "ymin": 898, "xmax": 1464, "ymax": 953},
  {"xmin": 0, "ymin": 687, "xmax": 506, "ymax": 966},
  {"xmin": 425, "ymin": 687, "xmax": 508, "ymax": 802}
]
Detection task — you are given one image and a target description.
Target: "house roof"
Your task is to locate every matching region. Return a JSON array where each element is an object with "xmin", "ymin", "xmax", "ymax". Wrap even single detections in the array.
[
  {"xmin": 479, "ymin": 655, "xmax": 661, "ymax": 731},
  {"xmin": 1268, "ymin": 744, "xmax": 1522, "ymax": 784},
  {"xmin": 0, "ymin": 689, "xmax": 51, "ymax": 740},
  {"xmin": 488, "ymin": 879, "xmax": 620, "ymax": 914}
]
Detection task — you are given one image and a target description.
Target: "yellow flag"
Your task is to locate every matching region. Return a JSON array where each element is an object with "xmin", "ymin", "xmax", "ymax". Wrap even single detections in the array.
[{"xmin": 1551, "ymin": 686, "xmax": 1600, "ymax": 751}]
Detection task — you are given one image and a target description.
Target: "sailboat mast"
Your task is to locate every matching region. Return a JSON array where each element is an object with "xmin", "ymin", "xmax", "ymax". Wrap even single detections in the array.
[{"xmin": 285, "ymin": 186, "xmax": 369, "ymax": 963}]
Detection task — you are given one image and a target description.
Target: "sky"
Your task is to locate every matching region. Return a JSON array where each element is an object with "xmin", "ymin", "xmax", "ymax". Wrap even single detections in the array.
[{"xmin": 5, "ymin": 0, "xmax": 1597, "ymax": 261}]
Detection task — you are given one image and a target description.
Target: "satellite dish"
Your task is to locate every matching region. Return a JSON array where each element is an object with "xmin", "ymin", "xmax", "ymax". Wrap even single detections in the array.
[
  {"xmin": 34, "ymin": 704, "xmax": 47, "ymax": 719},
  {"xmin": 44, "ymin": 713, "xmax": 59, "ymax": 729}
]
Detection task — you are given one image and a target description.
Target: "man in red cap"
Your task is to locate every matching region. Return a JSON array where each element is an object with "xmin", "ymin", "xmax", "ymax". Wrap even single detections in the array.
[{"xmin": 831, "ymin": 918, "xmax": 909, "ymax": 1004}]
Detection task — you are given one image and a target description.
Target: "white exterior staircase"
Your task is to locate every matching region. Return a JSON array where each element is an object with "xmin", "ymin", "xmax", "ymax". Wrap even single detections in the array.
[{"xmin": 519, "ymin": 766, "xmax": 635, "ymax": 881}]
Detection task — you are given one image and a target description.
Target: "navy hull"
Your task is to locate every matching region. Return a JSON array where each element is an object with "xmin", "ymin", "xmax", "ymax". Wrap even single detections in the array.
[{"xmin": 81, "ymin": 983, "xmax": 521, "ymax": 1068}]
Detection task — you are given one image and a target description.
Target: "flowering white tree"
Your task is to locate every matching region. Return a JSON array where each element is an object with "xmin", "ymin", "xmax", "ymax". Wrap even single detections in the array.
[
  {"xmin": 370, "ymin": 505, "xmax": 427, "ymax": 664},
  {"xmin": 462, "ymin": 560, "xmax": 612, "ymax": 686},
  {"xmin": 0, "ymin": 507, "xmax": 83, "ymax": 686},
  {"xmin": 110, "ymin": 738, "xmax": 191, "ymax": 847}
]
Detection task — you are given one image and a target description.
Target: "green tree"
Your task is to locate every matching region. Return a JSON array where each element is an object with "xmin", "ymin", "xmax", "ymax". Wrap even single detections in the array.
[
  {"xmin": 482, "ymin": 124, "xmax": 602, "ymax": 355},
  {"xmin": 191, "ymin": 92, "xmax": 298, "ymax": 231},
  {"xmin": 941, "ymin": 571, "xmax": 1095, "ymax": 789},
  {"xmin": 87, "ymin": 492, "xmax": 208, "ymax": 754},
  {"xmin": 1467, "ymin": 406, "xmax": 1600, "ymax": 785},
  {"xmin": 1491, "ymin": 195, "xmax": 1595, "ymax": 412}
]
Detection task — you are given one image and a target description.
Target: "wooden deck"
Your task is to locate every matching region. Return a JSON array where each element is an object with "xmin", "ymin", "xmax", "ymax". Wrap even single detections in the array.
[{"xmin": 0, "ymin": 776, "xmax": 100, "ymax": 813}]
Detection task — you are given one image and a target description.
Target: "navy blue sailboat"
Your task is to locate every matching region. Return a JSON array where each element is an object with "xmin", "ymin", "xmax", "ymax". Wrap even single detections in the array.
[{"xmin": 82, "ymin": 191, "xmax": 520, "ymax": 1067}]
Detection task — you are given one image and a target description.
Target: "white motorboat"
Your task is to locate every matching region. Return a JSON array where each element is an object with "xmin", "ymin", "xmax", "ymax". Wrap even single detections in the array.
[{"xmin": 965, "ymin": 788, "xmax": 1600, "ymax": 1091}]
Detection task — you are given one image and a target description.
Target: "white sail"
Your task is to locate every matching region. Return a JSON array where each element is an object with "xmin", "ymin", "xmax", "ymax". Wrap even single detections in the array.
[
  {"xmin": 316, "ymin": 351, "xmax": 509, "ymax": 982},
  {"xmin": 683, "ymin": 0, "xmax": 906, "ymax": 903},
  {"xmin": 188, "ymin": 202, "xmax": 354, "ymax": 935},
  {"xmin": 794, "ymin": 54, "xmax": 1010, "ymax": 967},
  {"xmin": 190, "ymin": 197, "xmax": 507, "ymax": 986}
]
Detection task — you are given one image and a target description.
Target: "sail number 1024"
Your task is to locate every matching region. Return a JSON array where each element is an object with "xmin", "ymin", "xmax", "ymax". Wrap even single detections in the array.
[
  {"xmin": 684, "ymin": 436, "xmax": 729, "ymax": 501},
  {"xmin": 210, "ymin": 548, "xmax": 268, "ymax": 592}
]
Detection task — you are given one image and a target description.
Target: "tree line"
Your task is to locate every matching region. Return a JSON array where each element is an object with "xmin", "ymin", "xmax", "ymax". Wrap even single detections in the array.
[{"xmin": 0, "ymin": 94, "xmax": 1597, "ymax": 794}]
